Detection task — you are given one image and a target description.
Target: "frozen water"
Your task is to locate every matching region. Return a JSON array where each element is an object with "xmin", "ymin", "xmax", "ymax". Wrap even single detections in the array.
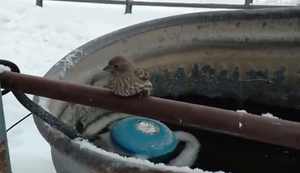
[{"xmin": 0, "ymin": 64, "xmax": 11, "ymax": 73}]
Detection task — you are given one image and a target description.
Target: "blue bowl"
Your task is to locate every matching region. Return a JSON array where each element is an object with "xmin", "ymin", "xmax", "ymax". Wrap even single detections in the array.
[{"xmin": 111, "ymin": 117, "xmax": 178, "ymax": 159}]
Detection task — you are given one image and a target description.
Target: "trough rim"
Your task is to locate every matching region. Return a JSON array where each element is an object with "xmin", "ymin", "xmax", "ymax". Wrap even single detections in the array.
[{"xmin": 32, "ymin": 7, "xmax": 300, "ymax": 173}]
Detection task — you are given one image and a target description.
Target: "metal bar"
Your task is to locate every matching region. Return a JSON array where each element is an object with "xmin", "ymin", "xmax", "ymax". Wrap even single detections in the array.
[
  {"xmin": 125, "ymin": 0, "xmax": 133, "ymax": 14},
  {"xmin": 244, "ymin": 0, "xmax": 252, "ymax": 9},
  {"xmin": 1, "ymin": 71, "xmax": 300, "ymax": 150},
  {"xmin": 0, "ymin": 82, "xmax": 12, "ymax": 173},
  {"xmin": 42, "ymin": 0, "xmax": 294, "ymax": 9},
  {"xmin": 36, "ymin": 0, "xmax": 43, "ymax": 7}
]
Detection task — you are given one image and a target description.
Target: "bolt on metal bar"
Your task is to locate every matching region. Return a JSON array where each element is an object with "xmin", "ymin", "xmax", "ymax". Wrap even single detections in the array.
[
  {"xmin": 2, "ymin": 71, "xmax": 300, "ymax": 150},
  {"xmin": 244, "ymin": 0, "xmax": 253, "ymax": 9},
  {"xmin": 36, "ymin": 0, "xmax": 43, "ymax": 7},
  {"xmin": 0, "ymin": 82, "xmax": 12, "ymax": 173},
  {"xmin": 125, "ymin": 0, "xmax": 133, "ymax": 14},
  {"xmin": 36, "ymin": 0, "xmax": 295, "ymax": 11}
]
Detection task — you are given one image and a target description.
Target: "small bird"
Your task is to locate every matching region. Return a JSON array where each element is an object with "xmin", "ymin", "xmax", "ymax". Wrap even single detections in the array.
[{"xmin": 103, "ymin": 56, "xmax": 152, "ymax": 99}]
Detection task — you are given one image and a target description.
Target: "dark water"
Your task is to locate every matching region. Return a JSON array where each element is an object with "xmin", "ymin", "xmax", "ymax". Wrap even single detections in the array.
[{"xmin": 162, "ymin": 94, "xmax": 300, "ymax": 173}]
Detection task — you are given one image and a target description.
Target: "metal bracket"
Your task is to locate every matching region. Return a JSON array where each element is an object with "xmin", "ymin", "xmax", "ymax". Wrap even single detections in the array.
[
  {"xmin": 0, "ymin": 83, "xmax": 12, "ymax": 173},
  {"xmin": 36, "ymin": 0, "xmax": 43, "ymax": 7},
  {"xmin": 125, "ymin": 0, "xmax": 133, "ymax": 14},
  {"xmin": 244, "ymin": 0, "xmax": 253, "ymax": 9}
]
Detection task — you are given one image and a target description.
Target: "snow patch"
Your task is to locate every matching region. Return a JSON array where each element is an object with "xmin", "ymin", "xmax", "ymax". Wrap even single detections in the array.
[
  {"xmin": 73, "ymin": 137, "xmax": 225, "ymax": 173},
  {"xmin": 236, "ymin": 110, "xmax": 247, "ymax": 113},
  {"xmin": 236, "ymin": 110, "xmax": 279, "ymax": 119},
  {"xmin": 56, "ymin": 48, "xmax": 85, "ymax": 79},
  {"xmin": 261, "ymin": 112, "xmax": 279, "ymax": 119},
  {"xmin": 0, "ymin": 64, "xmax": 11, "ymax": 73},
  {"xmin": 170, "ymin": 131, "xmax": 201, "ymax": 167},
  {"xmin": 82, "ymin": 112, "xmax": 132, "ymax": 138},
  {"xmin": 136, "ymin": 120, "xmax": 160, "ymax": 134}
]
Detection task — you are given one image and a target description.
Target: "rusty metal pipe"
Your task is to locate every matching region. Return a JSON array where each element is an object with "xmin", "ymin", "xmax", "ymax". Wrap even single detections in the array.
[
  {"xmin": 0, "ymin": 82, "xmax": 12, "ymax": 173},
  {"xmin": 1, "ymin": 71, "xmax": 300, "ymax": 150}
]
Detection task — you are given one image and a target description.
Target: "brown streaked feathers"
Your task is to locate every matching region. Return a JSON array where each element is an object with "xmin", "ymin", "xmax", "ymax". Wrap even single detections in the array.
[{"xmin": 103, "ymin": 56, "xmax": 152, "ymax": 98}]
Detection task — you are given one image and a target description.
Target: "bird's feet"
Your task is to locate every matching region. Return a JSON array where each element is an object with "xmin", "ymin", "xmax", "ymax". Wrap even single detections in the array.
[{"xmin": 139, "ymin": 90, "xmax": 148, "ymax": 99}]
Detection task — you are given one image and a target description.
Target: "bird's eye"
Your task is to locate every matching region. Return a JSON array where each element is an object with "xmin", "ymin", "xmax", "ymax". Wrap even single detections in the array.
[{"xmin": 114, "ymin": 65, "xmax": 118, "ymax": 68}]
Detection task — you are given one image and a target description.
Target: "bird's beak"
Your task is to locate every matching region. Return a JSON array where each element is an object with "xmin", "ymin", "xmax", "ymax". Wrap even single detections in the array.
[{"xmin": 103, "ymin": 65, "xmax": 112, "ymax": 71}]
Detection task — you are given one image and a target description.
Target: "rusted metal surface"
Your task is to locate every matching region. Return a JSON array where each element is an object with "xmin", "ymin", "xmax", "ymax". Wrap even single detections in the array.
[
  {"xmin": 0, "ymin": 83, "xmax": 11, "ymax": 173},
  {"xmin": 2, "ymin": 71, "xmax": 300, "ymax": 151}
]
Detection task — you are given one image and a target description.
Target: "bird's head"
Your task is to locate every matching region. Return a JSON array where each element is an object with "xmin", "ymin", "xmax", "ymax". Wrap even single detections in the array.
[{"xmin": 103, "ymin": 56, "xmax": 133, "ymax": 74}]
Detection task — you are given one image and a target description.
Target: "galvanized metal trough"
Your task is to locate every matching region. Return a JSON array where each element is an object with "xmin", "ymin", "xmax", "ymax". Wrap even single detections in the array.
[{"xmin": 33, "ymin": 7, "xmax": 300, "ymax": 173}]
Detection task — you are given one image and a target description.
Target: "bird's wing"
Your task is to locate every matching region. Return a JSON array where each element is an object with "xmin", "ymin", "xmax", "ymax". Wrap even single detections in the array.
[{"xmin": 134, "ymin": 68, "xmax": 150, "ymax": 81}]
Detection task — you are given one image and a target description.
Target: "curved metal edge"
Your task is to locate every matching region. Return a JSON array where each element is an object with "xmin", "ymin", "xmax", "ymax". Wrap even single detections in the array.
[{"xmin": 32, "ymin": 7, "xmax": 300, "ymax": 173}]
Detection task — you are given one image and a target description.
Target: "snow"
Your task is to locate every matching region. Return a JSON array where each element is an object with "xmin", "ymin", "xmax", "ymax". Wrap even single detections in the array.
[
  {"xmin": 236, "ymin": 109, "xmax": 248, "ymax": 113},
  {"xmin": 55, "ymin": 48, "xmax": 85, "ymax": 79},
  {"xmin": 236, "ymin": 110, "xmax": 280, "ymax": 119},
  {"xmin": 0, "ymin": 0, "xmax": 293, "ymax": 173},
  {"xmin": 262, "ymin": 112, "xmax": 279, "ymax": 119},
  {"xmin": 169, "ymin": 131, "xmax": 201, "ymax": 167},
  {"xmin": 73, "ymin": 137, "xmax": 215, "ymax": 173},
  {"xmin": 236, "ymin": 110, "xmax": 279, "ymax": 128},
  {"xmin": 0, "ymin": 65, "xmax": 11, "ymax": 73},
  {"xmin": 82, "ymin": 112, "xmax": 132, "ymax": 138},
  {"xmin": 136, "ymin": 120, "xmax": 160, "ymax": 134}
]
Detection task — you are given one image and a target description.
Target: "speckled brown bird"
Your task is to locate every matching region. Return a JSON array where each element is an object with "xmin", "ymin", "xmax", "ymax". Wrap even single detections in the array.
[{"xmin": 103, "ymin": 56, "xmax": 152, "ymax": 98}]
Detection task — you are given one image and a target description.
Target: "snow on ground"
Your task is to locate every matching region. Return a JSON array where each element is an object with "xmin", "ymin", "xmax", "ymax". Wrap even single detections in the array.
[{"xmin": 0, "ymin": 0, "xmax": 294, "ymax": 172}]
